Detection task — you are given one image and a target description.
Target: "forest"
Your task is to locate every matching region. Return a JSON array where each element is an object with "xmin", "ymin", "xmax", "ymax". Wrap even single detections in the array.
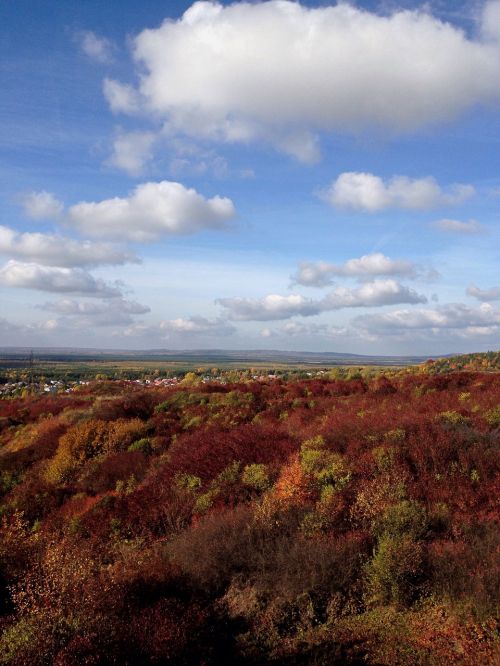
[{"xmin": 0, "ymin": 360, "xmax": 498, "ymax": 664}]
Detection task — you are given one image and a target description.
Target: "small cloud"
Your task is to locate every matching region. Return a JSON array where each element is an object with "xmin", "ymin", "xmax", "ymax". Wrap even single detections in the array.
[
  {"xmin": 466, "ymin": 285, "xmax": 500, "ymax": 302},
  {"xmin": 0, "ymin": 260, "xmax": 123, "ymax": 298},
  {"xmin": 169, "ymin": 153, "xmax": 230, "ymax": 180},
  {"xmin": 260, "ymin": 321, "xmax": 351, "ymax": 340},
  {"xmin": 260, "ymin": 327, "xmax": 275, "ymax": 338},
  {"xmin": 218, "ymin": 293, "xmax": 318, "ymax": 321},
  {"xmin": 39, "ymin": 298, "xmax": 150, "ymax": 327},
  {"xmin": 240, "ymin": 169, "xmax": 255, "ymax": 179},
  {"xmin": 67, "ymin": 180, "xmax": 236, "ymax": 242},
  {"xmin": 103, "ymin": 78, "xmax": 141, "ymax": 114},
  {"xmin": 160, "ymin": 316, "xmax": 235, "ymax": 337},
  {"xmin": 166, "ymin": 138, "xmax": 242, "ymax": 180},
  {"xmin": 273, "ymin": 129, "xmax": 321, "ymax": 164},
  {"xmin": 290, "ymin": 253, "xmax": 417, "ymax": 288},
  {"xmin": 0, "ymin": 225, "xmax": 139, "ymax": 267},
  {"xmin": 321, "ymin": 172, "xmax": 474, "ymax": 212},
  {"xmin": 123, "ymin": 316, "xmax": 236, "ymax": 339},
  {"xmin": 432, "ymin": 218, "xmax": 486, "ymax": 234},
  {"xmin": 107, "ymin": 130, "xmax": 156, "ymax": 176},
  {"xmin": 77, "ymin": 31, "xmax": 115, "ymax": 64},
  {"xmin": 21, "ymin": 191, "xmax": 64, "ymax": 221}
]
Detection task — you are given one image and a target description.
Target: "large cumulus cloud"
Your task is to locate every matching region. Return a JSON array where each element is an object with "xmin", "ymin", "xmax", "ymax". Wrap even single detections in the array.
[{"xmin": 104, "ymin": 1, "xmax": 500, "ymax": 161}]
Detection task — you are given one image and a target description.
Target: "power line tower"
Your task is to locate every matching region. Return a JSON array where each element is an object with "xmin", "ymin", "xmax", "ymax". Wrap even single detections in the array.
[{"xmin": 28, "ymin": 349, "xmax": 34, "ymax": 394}]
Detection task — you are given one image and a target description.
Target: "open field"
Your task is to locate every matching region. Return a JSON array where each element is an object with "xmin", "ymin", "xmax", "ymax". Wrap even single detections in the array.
[{"xmin": 0, "ymin": 347, "xmax": 432, "ymax": 383}]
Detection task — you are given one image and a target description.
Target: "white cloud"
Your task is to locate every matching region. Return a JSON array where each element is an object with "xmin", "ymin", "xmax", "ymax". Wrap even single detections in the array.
[
  {"xmin": 322, "ymin": 280, "xmax": 427, "ymax": 309},
  {"xmin": 263, "ymin": 321, "xmax": 351, "ymax": 340},
  {"xmin": 466, "ymin": 285, "xmax": 500, "ymax": 301},
  {"xmin": 0, "ymin": 260, "xmax": 122, "ymax": 298},
  {"xmin": 218, "ymin": 294, "xmax": 318, "ymax": 321},
  {"xmin": 39, "ymin": 298, "xmax": 150, "ymax": 327},
  {"xmin": 39, "ymin": 298, "xmax": 148, "ymax": 316},
  {"xmin": 169, "ymin": 153, "xmax": 229, "ymax": 179},
  {"xmin": 291, "ymin": 253, "xmax": 417, "ymax": 287},
  {"xmin": 67, "ymin": 180, "xmax": 236, "ymax": 242},
  {"xmin": 483, "ymin": 0, "xmax": 500, "ymax": 41},
  {"xmin": 354, "ymin": 302, "xmax": 500, "ymax": 335},
  {"xmin": 0, "ymin": 317, "xmax": 60, "ymax": 343},
  {"xmin": 0, "ymin": 317, "xmax": 23, "ymax": 337},
  {"xmin": 161, "ymin": 316, "xmax": 235, "ymax": 336},
  {"xmin": 22, "ymin": 191, "xmax": 64, "ymax": 220},
  {"xmin": 291, "ymin": 261, "xmax": 340, "ymax": 289},
  {"xmin": 259, "ymin": 302, "xmax": 500, "ymax": 346},
  {"xmin": 166, "ymin": 138, "xmax": 251, "ymax": 179},
  {"xmin": 432, "ymin": 218, "xmax": 486, "ymax": 234},
  {"xmin": 103, "ymin": 78, "xmax": 141, "ymax": 114},
  {"xmin": 218, "ymin": 279, "xmax": 427, "ymax": 321},
  {"xmin": 123, "ymin": 316, "xmax": 235, "ymax": 339},
  {"xmin": 77, "ymin": 31, "xmax": 115, "ymax": 63},
  {"xmin": 0, "ymin": 226, "xmax": 139, "ymax": 267},
  {"xmin": 107, "ymin": 130, "xmax": 156, "ymax": 176},
  {"xmin": 104, "ymin": 1, "xmax": 500, "ymax": 159},
  {"xmin": 322, "ymin": 172, "xmax": 474, "ymax": 212},
  {"xmin": 272, "ymin": 130, "xmax": 321, "ymax": 165}
]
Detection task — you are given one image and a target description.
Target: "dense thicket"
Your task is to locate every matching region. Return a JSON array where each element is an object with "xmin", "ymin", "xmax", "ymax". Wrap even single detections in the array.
[{"xmin": 0, "ymin": 368, "xmax": 498, "ymax": 664}]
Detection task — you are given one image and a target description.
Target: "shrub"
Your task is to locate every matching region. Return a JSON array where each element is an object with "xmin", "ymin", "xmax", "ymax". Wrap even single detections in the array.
[
  {"xmin": 372, "ymin": 445, "xmax": 398, "ymax": 473},
  {"xmin": 168, "ymin": 505, "xmax": 258, "ymax": 591},
  {"xmin": 93, "ymin": 389, "xmax": 159, "ymax": 421},
  {"xmin": 127, "ymin": 438, "xmax": 152, "ymax": 454},
  {"xmin": 193, "ymin": 489, "xmax": 219, "ymax": 515},
  {"xmin": 299, "ymin": 437, "xmax": 351, "ymax": 492},
  {"xmin": 438, "ymin": 410, "xmax": 470, "ymax": 426},
  {"xmin": 365, "ymin": 534, "xmax": 424, "ymax": 607},
  {"xmin": 375, "ymin": 500, "xmax": 428, "ymax": 541},
  {"xmin": 484, "ymin": 405, "xmax": 500, "ymax": 428},
  {"xmin": 242, "ymin": 464, "xmax": 270, "ymax": 492}
]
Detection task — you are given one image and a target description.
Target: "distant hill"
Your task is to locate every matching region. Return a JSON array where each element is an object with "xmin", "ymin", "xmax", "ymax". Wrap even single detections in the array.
[{"xmin": 0, "ymin": 346, "xmax": 432, "ymax": 366}]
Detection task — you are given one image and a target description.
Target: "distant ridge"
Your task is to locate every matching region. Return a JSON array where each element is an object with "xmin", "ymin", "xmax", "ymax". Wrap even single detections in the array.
[{"xmin": 0, "ymin": 346, "xmax": 434, "ymax": 366}]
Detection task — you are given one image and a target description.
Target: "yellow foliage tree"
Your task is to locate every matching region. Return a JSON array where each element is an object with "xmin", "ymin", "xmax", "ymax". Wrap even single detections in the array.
[{"xmin": 45, "ymin": 418, "xmax": 146, "ymax": 484}]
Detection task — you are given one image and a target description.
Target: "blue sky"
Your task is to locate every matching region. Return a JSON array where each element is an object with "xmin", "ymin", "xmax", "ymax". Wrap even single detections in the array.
[{"xmin": 0, "ymin": 0, "xmax": 499, "ymax": 354}]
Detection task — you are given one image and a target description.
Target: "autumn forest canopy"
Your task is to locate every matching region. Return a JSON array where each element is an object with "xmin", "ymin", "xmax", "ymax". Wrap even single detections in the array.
[{"xmin": 0, "ymin": 356, "xmax": 498, "ymax": 664}]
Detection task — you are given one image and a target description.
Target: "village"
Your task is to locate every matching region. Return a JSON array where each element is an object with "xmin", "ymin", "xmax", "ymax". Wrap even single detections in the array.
[{"xmin": 0, "ymin": 370, "xmax": 297, "ymax": 398}]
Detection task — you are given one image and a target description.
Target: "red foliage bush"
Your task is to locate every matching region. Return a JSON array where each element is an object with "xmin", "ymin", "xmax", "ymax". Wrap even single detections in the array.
[
  {"xmin": 77, "ymin": 450, "xmax": 149, "ymax": 494},
  {"xmin": 92, "ymin": 389, "xmax": 164, "ymax": 421},
  {"xmin": 5, "ymin": 471, "xmax": 69, "ymax": 523},
  {"xmin": 0, "ymin": 395, "xmax": 87, "ymax": 426},
  {"xmin": 168, "ymin": 423, "xmax": 297, "ymax": 481}
]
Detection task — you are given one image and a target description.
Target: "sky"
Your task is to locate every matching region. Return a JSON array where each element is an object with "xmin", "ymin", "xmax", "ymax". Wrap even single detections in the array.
[{"xmin": 0, "ymin": 0, "xmax": 499, "ymax": 355}]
